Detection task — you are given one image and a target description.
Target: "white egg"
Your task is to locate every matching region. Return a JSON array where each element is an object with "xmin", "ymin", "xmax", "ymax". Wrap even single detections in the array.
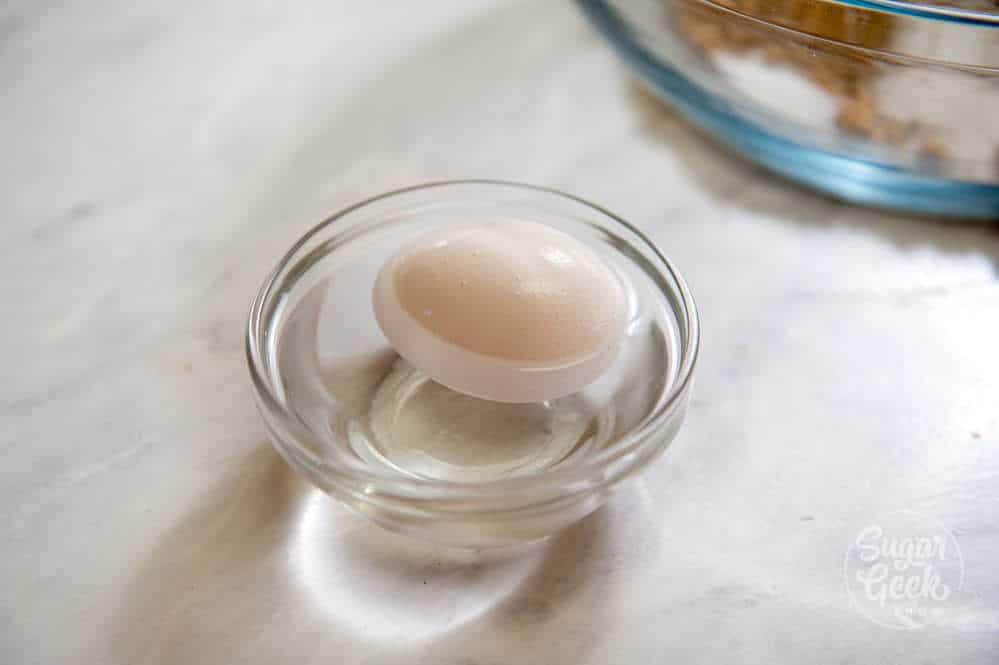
[{"xmin": 372, "ymin": 221, "xmax": 627, "ymax": 403}]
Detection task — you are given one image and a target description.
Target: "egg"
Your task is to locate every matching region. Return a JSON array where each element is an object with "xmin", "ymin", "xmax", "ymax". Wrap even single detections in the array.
[{"xmin": 372, "ymin": 221, "xmax": 627, "ymax": 403}]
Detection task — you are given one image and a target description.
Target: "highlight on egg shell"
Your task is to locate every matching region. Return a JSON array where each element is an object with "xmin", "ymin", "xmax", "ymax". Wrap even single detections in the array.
[{"xmin": 372, "ymin": 220, "xmax": 628, "ymax": 403}]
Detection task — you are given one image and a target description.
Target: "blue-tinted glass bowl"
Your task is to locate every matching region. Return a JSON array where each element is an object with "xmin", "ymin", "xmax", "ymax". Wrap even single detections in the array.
[{"xmin": 578, "ymin": 0, "xmax": 999, "ymax": 218}]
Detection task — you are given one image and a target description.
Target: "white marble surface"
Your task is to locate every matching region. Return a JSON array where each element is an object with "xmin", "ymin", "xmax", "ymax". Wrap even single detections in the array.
[{"xmin": 3, "ymin": 1, "xmax": 999, "ymax": 663}]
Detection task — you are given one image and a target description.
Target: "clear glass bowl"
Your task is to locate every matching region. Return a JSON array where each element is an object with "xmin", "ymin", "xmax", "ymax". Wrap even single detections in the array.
[
  {"xmin": 246, "ymin": 181, "xmax": 699, "ymax": 548},
  {"xmin": 578, "ymin": 0, "xmax": 999, "ymax": 218}
]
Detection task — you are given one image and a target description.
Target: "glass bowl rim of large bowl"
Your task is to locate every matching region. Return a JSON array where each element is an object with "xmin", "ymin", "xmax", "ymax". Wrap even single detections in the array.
[
  {"xmin": 583, "ymin": 0, "xmax": 999, "ymax": 85},
  {"xmin": 809, "ymin": 0, "xmax": 999, "ymax": 25},
  {"xmin": 246, "ymin": 180, "xmax": 699, "ymax": 510},
  {"xmin": 651, "ymin": 0, "xmax": 999, "ymax": 29}
]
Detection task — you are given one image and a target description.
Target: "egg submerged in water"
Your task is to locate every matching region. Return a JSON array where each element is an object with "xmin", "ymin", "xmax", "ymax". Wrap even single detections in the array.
[{"xmin": 372, "ymin": 220, "xmax": 628, "ymax": 403}]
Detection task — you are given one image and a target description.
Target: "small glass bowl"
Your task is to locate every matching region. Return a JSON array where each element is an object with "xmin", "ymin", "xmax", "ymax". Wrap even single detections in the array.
[{"xmin": 247, "ymin": 181, "xmax": 699, "ymax": 548}]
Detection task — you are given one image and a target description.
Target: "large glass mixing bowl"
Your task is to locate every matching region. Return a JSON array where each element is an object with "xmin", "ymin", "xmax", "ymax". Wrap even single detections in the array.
[{"xmin": 578, "ymin": 0, "xmax": 999, "ymax": 218}]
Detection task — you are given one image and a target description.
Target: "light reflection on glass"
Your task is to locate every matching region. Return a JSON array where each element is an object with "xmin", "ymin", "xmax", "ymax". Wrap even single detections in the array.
[{"xmin": 287, "ymin": 490, "xmax": 544, "ymax": 641}]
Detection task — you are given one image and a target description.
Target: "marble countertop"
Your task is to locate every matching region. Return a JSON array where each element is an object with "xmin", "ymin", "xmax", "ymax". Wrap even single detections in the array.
[{"xmin": 4, "ymin": 1, "xmax": 998, "ymax": 663}]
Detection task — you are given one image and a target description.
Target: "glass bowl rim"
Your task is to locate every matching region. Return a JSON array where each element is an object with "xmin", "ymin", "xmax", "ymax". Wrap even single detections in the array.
[
  {"xmin": 696, "ymin": 0, "xmax": 999, "ymax": 26},
  {"xmin": 823, "ymin": 0, "xmax": 999, "ymax": 25},
  {"xmin": 246, "ymin": 180, "xmax": 700, "ymax": 500}
]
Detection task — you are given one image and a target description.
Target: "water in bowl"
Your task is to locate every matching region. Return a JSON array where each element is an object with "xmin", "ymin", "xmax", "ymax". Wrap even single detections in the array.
[{"xmin": 272, "ymin": 252, "xmax": 678, "ymax": 484}]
